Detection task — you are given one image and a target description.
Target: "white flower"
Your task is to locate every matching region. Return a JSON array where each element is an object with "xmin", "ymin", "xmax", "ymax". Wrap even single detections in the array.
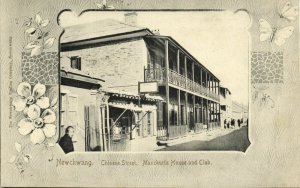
[
  {"xmin": 12, "ymin": 82, "xmax": 50, "ymax": 113},
  {"xmin": 18, "ymin": 104, "xmax": 56, "ymax": 144}
]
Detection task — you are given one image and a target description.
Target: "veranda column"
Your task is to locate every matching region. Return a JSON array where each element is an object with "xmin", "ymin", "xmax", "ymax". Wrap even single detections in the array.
[
  {"xmin": 177, "ymin": 50, "xmax": 181, "ymax": 136},
  {"xmin": 184, "ymin": 56, "xmax": 188, "ymax": 134},
  {"xmin": 177, "ymin": 50, "xmax": 181, "ymax": 127},
  {"xmin": 192, "ymin": 62, "xmax": 195, "ymax": 132},
  {"xmin": 165, "ymin": 39, "xmax": 170, "ymax": 139}
]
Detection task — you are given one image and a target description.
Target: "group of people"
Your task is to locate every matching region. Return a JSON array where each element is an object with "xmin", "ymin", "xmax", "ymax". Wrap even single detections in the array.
[{"xmin": 223, "ymin": 118, "xmax": 245, "ymax": 129}]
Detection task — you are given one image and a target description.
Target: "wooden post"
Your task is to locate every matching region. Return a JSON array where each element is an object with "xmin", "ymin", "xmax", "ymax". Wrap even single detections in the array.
[
  {"xmin": 98, "ymin": 107, "xmax": 103, "ymax": 152},
  {"xmin": 207, "ymin": 100, "xmax": 210, "ymax": 130},
  {"xmin": 165, "ymin": 40, "xmax": 170, "ymax": 139},
  {"xmin": 177, "ymin": 50, "xmax": 181, "ymax": 127},
  {"xmin": 200, "ymin": 97, "xmax": 203, "ymax": 125},
  {"xmin": 106, "ymin": 103, "xmax": 110, "ymax": 151},
  {"xmin": 185, "ymin": 92, "xmax": 188, "ymax": 131},
  {"xmin": 200, "ymin": 67, "xmax": 203, "ymax": 92},
  {"xmin": 184, "ymin": 56, "xmax": 188, "ymax": 134},
  {"xmin": 205, "ymin": 71, "xmax": 208, "ymax": 95},
  {"xmin": 192, "ymin": 95, "xmax": 195, "ymax": 132},
  {"xmin": 184, "ymin": 56, "xmax": 187, "ymax": 88}
]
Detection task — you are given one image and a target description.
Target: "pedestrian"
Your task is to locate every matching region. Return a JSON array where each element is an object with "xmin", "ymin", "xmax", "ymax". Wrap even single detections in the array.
[
  {"xmin": 238, "ymin": 119, "xmax": 241, "ymax": 128},
  {"xmin": 59, "ymin": 126, "xmax": 75, "ymax": 154},
  {"xmin": 227, "ymin": 121, "xmax": 230, "ymax": 129},
  {"xmin": 224, "ymin": 119, "xmax": 227, "ymax": 129}
]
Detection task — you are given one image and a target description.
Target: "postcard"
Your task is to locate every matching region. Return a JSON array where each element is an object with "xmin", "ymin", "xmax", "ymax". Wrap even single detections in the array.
[{"xmin": 1, "ymin": 0, "xmax": 299, "ymax": 187}]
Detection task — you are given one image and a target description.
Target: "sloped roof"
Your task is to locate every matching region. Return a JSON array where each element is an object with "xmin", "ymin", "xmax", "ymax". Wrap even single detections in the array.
[{"xmin": 61, "ymin": 19, "xmax": 148, "ymax": 43}]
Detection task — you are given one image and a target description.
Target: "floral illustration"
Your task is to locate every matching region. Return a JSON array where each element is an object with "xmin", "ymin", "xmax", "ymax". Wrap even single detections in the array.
[
  {"xmin": 18, "ymin": 104, "xmax": 56, "ymax": 144},
  {"xmin": 12, "ymin": 82, "xmax": 57, "ymax": 144},
  {"xmin": 9, "ymin": 142, "xmax": 32, "ymax": 174},
  {"xmin": 96, "ymin": 0, "xmax": 115, "ymax": 9},
  {"xmin": 23, "ymin": 13, "xmax": 55, "ymax": 57},
  {"xmin": 12, "ymin": 82, "xmax": 50, "ymax": 113}
]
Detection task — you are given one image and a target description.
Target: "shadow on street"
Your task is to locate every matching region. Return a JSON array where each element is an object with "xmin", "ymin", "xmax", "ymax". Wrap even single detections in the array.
[{"xmin": 157, "ymin": 126, "xmax": 250, "ymax": 152}]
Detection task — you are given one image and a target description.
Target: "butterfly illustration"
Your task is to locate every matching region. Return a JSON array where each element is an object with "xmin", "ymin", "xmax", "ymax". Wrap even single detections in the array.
[
  {"xmin": 279, "ymin": 1, "xmax": 299, "ymax": 22},
  {"xmin": 252, "ymin": 85, "xmax": 275, "ymax": 108},
  {"xmin": 259, "ymin": 19, "xmax": 294, "ymax": 46},
  {"xmin": 96, "ymin": 0, "xmax": 115, "ymax": 10}
]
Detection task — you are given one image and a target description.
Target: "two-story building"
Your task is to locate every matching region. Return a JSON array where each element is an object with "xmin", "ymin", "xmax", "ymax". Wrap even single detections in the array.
[{"xmin": 60, "ymin": 12, "xmax": 221, "ymax": 141}]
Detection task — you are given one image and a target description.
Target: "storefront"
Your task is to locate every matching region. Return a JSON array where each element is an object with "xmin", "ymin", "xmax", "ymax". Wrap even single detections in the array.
[{"xmin": 101, "ymin": 89, "xmax": 163, "ymax": 151}]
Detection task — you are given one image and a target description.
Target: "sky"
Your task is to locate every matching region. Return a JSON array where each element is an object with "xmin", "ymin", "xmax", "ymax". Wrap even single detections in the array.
[{"xmin": 59, "ymin": 10, "xmax": 251, "ymax": 106}]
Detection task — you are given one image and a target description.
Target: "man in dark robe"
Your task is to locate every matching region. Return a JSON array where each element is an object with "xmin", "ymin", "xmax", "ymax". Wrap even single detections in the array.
[{"xmin": 59, "ymin": 126, "xmax": 75, "ymax": 154}]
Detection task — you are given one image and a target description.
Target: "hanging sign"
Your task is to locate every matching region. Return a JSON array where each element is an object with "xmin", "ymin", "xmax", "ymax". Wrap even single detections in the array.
[{"xmin": 138, "ymin": 81, "xmax": 158, "ymax": 94}]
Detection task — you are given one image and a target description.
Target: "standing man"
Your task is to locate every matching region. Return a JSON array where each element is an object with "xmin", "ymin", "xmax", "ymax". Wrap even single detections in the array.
[
  {"xmin": 59, "ymin": 126, "xmax": 75, "ymax": 154},
  {"xmin": 238, "ymin": 119, "xmax": 241, "ymax": 128}
]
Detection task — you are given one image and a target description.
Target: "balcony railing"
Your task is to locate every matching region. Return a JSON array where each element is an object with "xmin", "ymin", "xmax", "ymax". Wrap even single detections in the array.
[
  {"xmin": 145, "ymin": 68, "xmax": 220, "ymax": 101},
  {"xmin": 144, "ymin": 68, "xmax": 166, "ymax": 84}
]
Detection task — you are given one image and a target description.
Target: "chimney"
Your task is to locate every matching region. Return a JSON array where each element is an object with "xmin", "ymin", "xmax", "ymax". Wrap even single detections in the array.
[
  {"xmin": 152, "ymin": 29, "xmax": 160, "ymax": 35},
  {"xmin": 124, "ymin": 12, "xmax": 137, "ymax": 26}
]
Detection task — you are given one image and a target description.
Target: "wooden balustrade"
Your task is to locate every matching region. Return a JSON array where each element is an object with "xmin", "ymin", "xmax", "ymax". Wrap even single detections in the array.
[{"xmin": 144, "ymin": 68, "xmax": 220, "ymax": 102}]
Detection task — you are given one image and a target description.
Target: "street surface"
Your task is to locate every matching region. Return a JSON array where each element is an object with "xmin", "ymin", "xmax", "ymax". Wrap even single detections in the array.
[{"xmin": 157, "ymin": 126, "xmax": 250, "ymax": 152}]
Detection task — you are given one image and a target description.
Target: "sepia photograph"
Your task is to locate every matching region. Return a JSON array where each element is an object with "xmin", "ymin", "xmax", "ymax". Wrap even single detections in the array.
[{"xmin": 58, "ymin": 11, "xmax": 250, "ymax": 152}]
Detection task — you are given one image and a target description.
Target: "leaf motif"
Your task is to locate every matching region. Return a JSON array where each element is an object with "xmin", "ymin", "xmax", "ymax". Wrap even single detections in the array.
[
  {"xmin": 40, "ymin": 19, "xmax": 50, "ymax": 27},
  {"xmin": 96, "ymin": 3, "xmax": 105, "ymax": 9},
  {"xmin": 25, "ymin": 27, "xmax": 36, "ymax": 35},
  {"xmin": 30, "ymin": 45, "xmax": 42, "ymax": 57},
  {"xmin": 43, "ymin": 37, "xmax": 55, "ymax": 49},
  {"xmin": 9, "ymin": 155, "xmax": 16, "ymax": 163},
  {"xmin": 106, "ymin": 5, "xmax": 115, "ymax": 10},
  {"xmin": 24, "ymin": 21, "xmax": 31, "ymax": 27},
  {"xmin": 35, "ymin": 14, "xmax": 42, "ymax": 25},
  {"xmin": 52, "ymin": 105, "xmax": 58, "ymax": 111},
  {"xmin": 15, "ymin": 142, "xmax": 22, "ymax": 152},
  {"xmin": 43, "ymin": 32, "xmax": 49, "ymax": 37},
  {"xmin": 24, "ymin": 42, "xmax": 38, "ymax": 50},
  {"xmin": 50, "ymin": 97, "xmax": 58, "ymax": 107}
]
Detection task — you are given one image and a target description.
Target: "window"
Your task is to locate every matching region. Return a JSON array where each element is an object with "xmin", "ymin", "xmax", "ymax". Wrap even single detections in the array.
[
  {"xmin": 71, "ymin": 56, "xmax": 81, "ymax": 70},
  {"xmin": 60, "ymin": 92, "xmax": 78, "ymax": 138}
]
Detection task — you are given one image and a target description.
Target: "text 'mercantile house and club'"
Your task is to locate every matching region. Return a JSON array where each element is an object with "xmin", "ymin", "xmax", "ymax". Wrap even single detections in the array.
[{"xmin": 59, "ymin": 12, "xmax": 237, "ymax": 152}]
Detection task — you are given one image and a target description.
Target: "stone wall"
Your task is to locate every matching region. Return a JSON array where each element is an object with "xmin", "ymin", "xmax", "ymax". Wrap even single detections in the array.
[{"xmin": 61, "ymin": 38, "xmax": 148, "ymax": 94}]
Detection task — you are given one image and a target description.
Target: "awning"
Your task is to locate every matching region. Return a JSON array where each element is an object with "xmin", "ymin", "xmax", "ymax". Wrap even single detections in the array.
[
  {"xmin": 100, "ymin": 88, "xmax": 164, "ymax": 102},
  {"xmin": 108, "ymin": 102, "xmax": 157, "ymax": 112},
  {"xmin": 109, "ymin": 102, "xmax": 142, "ymax": 112}
]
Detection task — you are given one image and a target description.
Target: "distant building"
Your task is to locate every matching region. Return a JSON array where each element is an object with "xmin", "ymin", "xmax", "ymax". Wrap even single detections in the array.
[
  {"xmin": 232, "ymin": 101, "xmax": 248, "ymax": 121},
  {"xmin": 220, "ymin": 86, "xmax": 232, "ymax": 127},
  {"xmin": 60, "ymin": 12, "xmax": 221, "ymax": 142}
]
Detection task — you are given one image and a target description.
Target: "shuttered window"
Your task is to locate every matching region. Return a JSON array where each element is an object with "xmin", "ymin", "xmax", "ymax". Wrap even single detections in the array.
[{"xmin": 70, "ymin": 56, "xmax": 81, "ymax": 70}]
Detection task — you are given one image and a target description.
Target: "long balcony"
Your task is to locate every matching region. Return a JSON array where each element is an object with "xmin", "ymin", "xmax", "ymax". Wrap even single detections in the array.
[{"xmin": 145, "ymin": 68, "xmax": 220, "ymax": 102}]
